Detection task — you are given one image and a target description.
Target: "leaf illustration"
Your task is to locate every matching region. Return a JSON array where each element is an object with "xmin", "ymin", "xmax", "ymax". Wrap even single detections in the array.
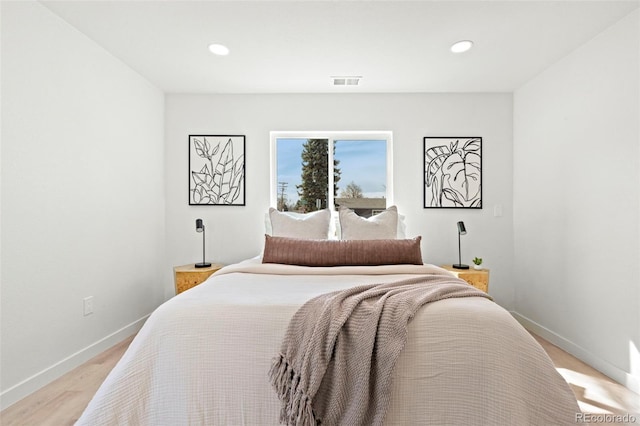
[
  {"xmin": 221, "ymin": 154, "xmax": 244, "ymax": 203},
  {"xmin": 191, "ymin": 136, "xmax": 244, "ymax": 204},
  {"xmin": 192, "ymin": 163, "xmax": 214, "ymax": 187},
  {"xmin": 461, "ymin": 152, "xmax": 481, "ymax": 201},
  {"xmin": 430, "ymin": 175, "xmax": 442, "ymax": 207},
  {"xmin": 233, "ymin": 154, "xmax": 244, "ymax": 175},
  {"xmin": 192, "ymin": 186, "xmax": 202, "ymax": 203},
  {"xmin": 192, "ymin": 171, "xmax": 209, "ymax": 187},
  {"xmin": 424, "ymin": 138, "xmax": 481, "ymax": 208},
  {"xmin": 192, "ymin": 184, "xmax": 211, "ymax": 204},
  {"xmin": 212, "ymin": 139, "xmax": 234, "ymax": 201},
  {"xmin": 442, "ymin": 187, "xmax": 464, "ymax": 207},
  {"xmin": 193, "ymin": 138, "xmax": 208, "ymax": 159},
  {"xmin": 211, "ymin": 142, "xmax": 220, "ymax": 157},
  {"xmin": 227, "ymin": 167, "xmax": 244, "ymax": 203},
  {"xmin": 424, "ymin": 145, "xmax": 451, "ymax": 188},
  {"xmin": 441, "ymin": 151, "xmax": 481, "ymax": 206},
  {"xmin": 206, "ymin": 189, "xmax": 218, "ymax": 205},
  {"xmin": 463, "ymin": 138, "xmax": 481, "ymax": 153}
]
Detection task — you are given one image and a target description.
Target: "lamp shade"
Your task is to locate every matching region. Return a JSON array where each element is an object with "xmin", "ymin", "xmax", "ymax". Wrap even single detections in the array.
[
  {"xmin": 196, "ymin": 219, "xmax": 204, "ymax": 233},
  {"xmin": 457, "ymin": 221, "xmax": 467, "ymax": 235}
]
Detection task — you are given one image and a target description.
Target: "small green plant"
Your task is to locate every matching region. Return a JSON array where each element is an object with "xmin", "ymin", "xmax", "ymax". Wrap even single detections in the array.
[{"xmin": 473, "ymin": 257, "xmax": 483, "ymax": 266}]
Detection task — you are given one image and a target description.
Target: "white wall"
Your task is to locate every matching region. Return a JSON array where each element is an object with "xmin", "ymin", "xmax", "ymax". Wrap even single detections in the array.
[
  {"xmin": 0, "ymin": 2, "xmax": 166, "ymax": 408},
  {"xmin": 164, "ymin": 93, "xmax": 514, "ymax": 304},
  {"xmin": 513, "ymin": 10, "xmax": 639, "ymax": 393}
]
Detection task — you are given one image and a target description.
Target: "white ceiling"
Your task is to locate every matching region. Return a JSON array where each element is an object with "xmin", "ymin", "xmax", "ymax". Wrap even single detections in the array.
[{"xmin": 41, "ymin": 0, "xmax": 639, "ymax": 94}]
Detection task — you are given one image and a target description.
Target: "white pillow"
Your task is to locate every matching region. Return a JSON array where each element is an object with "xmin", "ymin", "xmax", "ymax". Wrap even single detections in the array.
[
  {"xmin": 338, "ymin": 205, "xmax": 398, "ymax": 240},
  {"xmin": 334, "ymin": 211, "xmax": 406, "ymax": 239},
  {"xmin": 267, "ymin": 208, "xmax": 332, "ymax": 239}
]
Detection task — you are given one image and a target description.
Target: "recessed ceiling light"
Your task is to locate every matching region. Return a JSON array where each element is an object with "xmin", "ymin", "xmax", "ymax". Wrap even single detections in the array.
[
  {"xmin": 208, "ymin": 43, "xmax": 230, "ymax": 56},
  {"xmin": 450, "ymin": 40, "xmax": 474, "ymax": 53}
]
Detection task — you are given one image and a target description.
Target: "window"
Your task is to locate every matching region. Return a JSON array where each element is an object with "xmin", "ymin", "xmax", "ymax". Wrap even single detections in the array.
[{"xmin": 270, "ymin": 131, "xmax": 393, "ymax": 217}]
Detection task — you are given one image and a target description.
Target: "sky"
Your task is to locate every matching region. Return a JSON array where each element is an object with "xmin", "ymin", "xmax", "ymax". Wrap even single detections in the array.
[{"xmin": 277, "ymin": 138, "xmax": 387, "ymax": 207}]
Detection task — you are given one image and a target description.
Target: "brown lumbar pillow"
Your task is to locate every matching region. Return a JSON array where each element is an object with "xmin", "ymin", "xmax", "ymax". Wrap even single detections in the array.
[{"xmin": 262, "ymin": 235, "xmax": 423, "ymax": 267}]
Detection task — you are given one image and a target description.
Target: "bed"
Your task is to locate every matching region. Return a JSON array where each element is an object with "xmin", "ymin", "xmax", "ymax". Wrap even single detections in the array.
[
  {"xmin": 77, "ymin": 206, "xmax": 580, "ymax": 426},
  {"xmin": 76, "ymin": 256, "xmax": 580, "ymax": 425}
]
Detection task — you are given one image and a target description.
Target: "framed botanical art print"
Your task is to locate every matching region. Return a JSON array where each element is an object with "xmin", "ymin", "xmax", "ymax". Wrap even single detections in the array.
[
  {"xmin": 423, "ymin": 137, "xmax": 482, "ymax": 209},
  {"xmin": 189, "ymin": 135, "xmax": 245, "ymax": 206}
]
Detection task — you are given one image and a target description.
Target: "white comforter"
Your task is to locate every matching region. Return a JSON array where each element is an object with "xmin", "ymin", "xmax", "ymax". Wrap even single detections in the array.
[{"xmin": 77, "ymin": 258, "xmax": 580, "ymax": 425}]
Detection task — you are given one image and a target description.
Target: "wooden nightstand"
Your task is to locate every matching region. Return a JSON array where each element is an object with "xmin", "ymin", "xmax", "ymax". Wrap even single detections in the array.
[
  {"xmin": 440, "ymin": 265, "xmax": 490, "ymax": 293},
  {"xmin": 174, "ymin": 263, "xmax": 224, "ymax": 295}
]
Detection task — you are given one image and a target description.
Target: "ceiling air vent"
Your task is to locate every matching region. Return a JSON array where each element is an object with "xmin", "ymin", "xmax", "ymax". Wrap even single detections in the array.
[{"xmin": 331, "ymin": 76, "xmax": 362, "ymax": 86}]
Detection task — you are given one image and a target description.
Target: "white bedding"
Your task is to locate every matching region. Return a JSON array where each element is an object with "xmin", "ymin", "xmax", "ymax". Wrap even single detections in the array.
[{"xmin": 77, "ymin": 258, "xmax": 580, "ymax": 425}]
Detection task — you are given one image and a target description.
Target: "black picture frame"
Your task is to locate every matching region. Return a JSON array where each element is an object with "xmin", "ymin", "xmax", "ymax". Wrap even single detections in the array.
[
  {"xmin": 189, "ymin": 135, "xmax": 245, "ymax": 206},
  {"xmin": 423, "ymin": 137, "xmax": 482, "ymax": 209}
]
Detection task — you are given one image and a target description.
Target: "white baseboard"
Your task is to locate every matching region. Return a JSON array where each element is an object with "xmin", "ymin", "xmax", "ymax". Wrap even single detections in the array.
[
  {"xmin": 0, "ymin": 315, "xmax": 149, "ymax": 411},
  {"xmin": 511, "ymin": 311, "xmax": 639, "ymax": 396}
]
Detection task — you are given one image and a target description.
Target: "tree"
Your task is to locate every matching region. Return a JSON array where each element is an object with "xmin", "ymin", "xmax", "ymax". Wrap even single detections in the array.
[
  {"xmin": 340, "ymin": 181, "xmax": 363, "ymax": 198},
  {"xmin": 296, "ymin": 139, "xmax": 341, "ymax": 211}
]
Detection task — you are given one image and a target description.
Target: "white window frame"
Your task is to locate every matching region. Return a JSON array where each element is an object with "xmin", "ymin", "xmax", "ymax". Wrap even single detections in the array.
[{"xmin": 269, "ymin": 131, "xmax": 393, "ymax": 210}]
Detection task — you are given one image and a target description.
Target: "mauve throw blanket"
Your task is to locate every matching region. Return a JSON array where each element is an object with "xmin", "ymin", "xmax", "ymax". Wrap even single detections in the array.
[{"xmin": 269, "ymin": 275, "xmax": 492, "ymax": 426}]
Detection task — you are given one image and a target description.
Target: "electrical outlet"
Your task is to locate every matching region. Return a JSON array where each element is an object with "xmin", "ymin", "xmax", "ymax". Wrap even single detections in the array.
[{"xmin": 83, "ymin": 296, "xmax": 94, "ymax": 316}]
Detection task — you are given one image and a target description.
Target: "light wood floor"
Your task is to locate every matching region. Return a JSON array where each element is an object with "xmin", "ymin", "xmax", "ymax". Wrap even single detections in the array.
[
  {"xmin": 0, "ymin": 336, "xmax": 134, "ymax": 426},
  {"xmin": 2, "ymin": 333, "xmax": 638, "ymax": 425},
  {"xmin": 532, "ymin": 335, "xmax": 639, "ymax": 418}
]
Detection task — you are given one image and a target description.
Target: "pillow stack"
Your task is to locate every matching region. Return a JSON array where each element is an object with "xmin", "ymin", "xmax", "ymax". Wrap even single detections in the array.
[{"xmin": 263, "ymin": 205, "xmax": 423, "ymax": 266}]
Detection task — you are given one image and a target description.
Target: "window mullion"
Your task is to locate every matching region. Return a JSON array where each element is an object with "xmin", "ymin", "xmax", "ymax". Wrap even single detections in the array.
[{"xmin": 328, "ymin": 137, "xmax": 335, "ymax": 212}]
